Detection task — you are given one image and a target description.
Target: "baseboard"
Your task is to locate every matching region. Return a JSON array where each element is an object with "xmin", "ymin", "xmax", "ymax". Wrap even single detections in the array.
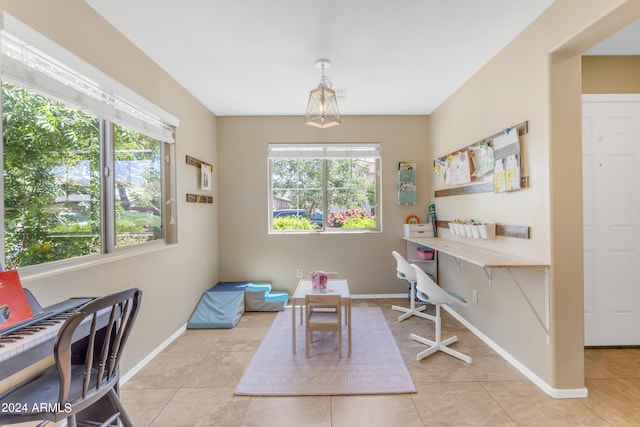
[
  {"xmin": 120, "ymin": 323, "xmax": 187, "ymax": 385},
  {"xmin": 442, "ymin": 305, "xmax": 588, "ymax": 399},
  {"xmin": 352, "ymin": 293, "xmax": 407, "ymax": 299}
]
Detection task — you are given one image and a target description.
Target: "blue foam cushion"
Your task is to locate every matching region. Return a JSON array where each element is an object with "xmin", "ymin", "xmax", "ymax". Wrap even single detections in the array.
[
  {"xmin": 244, "ymin": 282, "xmax": 288, "ymax": 311},
  {"xmin": 187, "ymin": 287, "xmax": 245, "ymax": 329},
  {"xmin": 264, "ymin": 291, "xmax": 288, "ymax": 304},
  {"xmin": 246, "ymin": 283, "xmax": 272, "ymax": 293}
]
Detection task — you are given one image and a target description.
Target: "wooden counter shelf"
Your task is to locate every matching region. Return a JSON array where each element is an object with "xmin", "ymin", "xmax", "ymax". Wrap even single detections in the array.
[
  {"xmin": 403, "ymin": 236, "xmax": 548, "ymax": 269},
  {"xmin": 403, "ymin": 236, "xmax": 550, "ymax": 345}
]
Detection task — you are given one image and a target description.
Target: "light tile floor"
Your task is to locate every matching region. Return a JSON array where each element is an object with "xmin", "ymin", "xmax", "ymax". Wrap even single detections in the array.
[{"xmin": 121, "ymin": 299, "xmax": 640, "ymax": 427}]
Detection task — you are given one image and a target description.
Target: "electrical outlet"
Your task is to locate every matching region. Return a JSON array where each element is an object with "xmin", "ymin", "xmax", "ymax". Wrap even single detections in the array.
[
  {"xmin": 296, "ymin": 268, "xmax": 303, "ymax": 278},
  {"xmin": 472, "ymin": 289, "xmax": 478, "ymax": 304}
]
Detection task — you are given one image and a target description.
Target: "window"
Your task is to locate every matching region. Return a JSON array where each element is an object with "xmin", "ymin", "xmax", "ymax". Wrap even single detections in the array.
[
  {"xmin": 0, "ymin": 14, "xmax": 178, "ymax": 269},
  {"xmin": 113, "ymin": 125, "xmax": 164, "ymax": 248},
  {"xmin": 3, "ymin": 82, "xmax": 102, "ymax": 266},
  {"xmin": 268, "ymin": 143, "xmax": 380, "ymax": 233}
]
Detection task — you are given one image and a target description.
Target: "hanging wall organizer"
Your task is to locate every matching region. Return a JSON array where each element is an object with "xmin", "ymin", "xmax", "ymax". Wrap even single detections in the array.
[{"xmin": 398, "ymin": 162, "xmax": 417, "ymax": 205}]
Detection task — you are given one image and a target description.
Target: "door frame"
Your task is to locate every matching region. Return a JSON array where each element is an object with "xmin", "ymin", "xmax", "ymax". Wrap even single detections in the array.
[{"xmin": 583, "ymin": 94, "xmax": 640, "ymax": 104}]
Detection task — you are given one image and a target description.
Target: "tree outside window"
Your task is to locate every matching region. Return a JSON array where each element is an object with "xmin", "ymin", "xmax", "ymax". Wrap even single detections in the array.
[{"xmin": 2, "ymin": 82, "xmax": 101, "ymax": 268}]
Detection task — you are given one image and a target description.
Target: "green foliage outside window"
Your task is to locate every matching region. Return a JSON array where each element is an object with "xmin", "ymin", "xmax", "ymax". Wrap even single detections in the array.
[
  {"xmin": 3, "ymin": 82, "xmax": 101, "ymax": 268},
  {"xmin": 2, "ymin": 81, "xmax": 163, "ymax": 268},
  {"xmin": 272, "ymin": 216, "xmax": 318, "ymax": 231},
  {"xmin": 113, "ymin": 124, "xmax": 163, "ymax": 246}
]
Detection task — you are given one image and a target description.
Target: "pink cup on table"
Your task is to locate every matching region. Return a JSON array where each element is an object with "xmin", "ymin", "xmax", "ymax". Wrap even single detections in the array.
[{"xmin": 311, "ymin": 271, "xmax": 328, "ymax": 289}]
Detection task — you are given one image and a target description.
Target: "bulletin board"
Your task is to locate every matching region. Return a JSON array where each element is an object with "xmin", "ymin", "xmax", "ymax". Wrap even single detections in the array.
[{"xmin": 433, "ymin": 121, "xmax": 529, "ymax": 198}]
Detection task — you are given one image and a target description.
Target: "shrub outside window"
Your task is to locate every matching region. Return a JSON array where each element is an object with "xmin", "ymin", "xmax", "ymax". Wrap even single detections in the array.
[{"xmin": 269, "ymin": 143, "xmax": 381, "ymax": 233}]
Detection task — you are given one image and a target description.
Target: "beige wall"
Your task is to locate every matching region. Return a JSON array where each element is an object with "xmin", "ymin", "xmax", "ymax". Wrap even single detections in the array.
[
  {"xmin": 582, "ymin": 55, "xmax": 640, "ymax": 93},
  {"xmin": 429, "ymin": 0, "xmax": 640, "ymax": 392},
  {"xmin": 0, "ymin": 0, "xmax": 219, "ymax": 374},
  {"xmin": 217, "ymin": 116, "xmax": 429, "ymax": 295}
]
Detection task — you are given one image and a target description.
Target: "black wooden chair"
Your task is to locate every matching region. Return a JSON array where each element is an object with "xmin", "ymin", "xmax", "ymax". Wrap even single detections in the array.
[{"xmin": 0, "ymin": 287, "xmax": 142, "ymax": 427}]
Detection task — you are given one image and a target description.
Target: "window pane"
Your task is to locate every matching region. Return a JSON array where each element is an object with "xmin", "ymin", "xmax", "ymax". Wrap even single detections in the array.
[
  {"xmin": 269, "ymin": 152, "xmax": 379, "ymax": 233},
  {"xmin": 327, "ymin": 158, "xmax": 377, "ymax": 229},
  {"xmin": 271, "ymin": 158, "xmax": 323, "ymax": 230},
  {"xmin": 113, "ymin": 125, "xmax": 163, "ymax": 247},
  {"xmin": 2, "ymin": 82, "xmax": 101, "ymax": 268}
]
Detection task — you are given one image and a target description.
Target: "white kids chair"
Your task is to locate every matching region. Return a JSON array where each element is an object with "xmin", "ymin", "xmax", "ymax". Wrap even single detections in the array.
[
  {"xmin": 410, "ymin": 264, "xmax": 472, "ymax": 363},
  {"xmin": 391, "ymin": 251, "xmax": 431, "ymax": 321}
]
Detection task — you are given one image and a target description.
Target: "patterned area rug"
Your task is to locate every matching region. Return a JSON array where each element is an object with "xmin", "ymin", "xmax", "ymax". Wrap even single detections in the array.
[{"xmin": 235, "ymin": 307, "xmax": 416, "ymax": 396}]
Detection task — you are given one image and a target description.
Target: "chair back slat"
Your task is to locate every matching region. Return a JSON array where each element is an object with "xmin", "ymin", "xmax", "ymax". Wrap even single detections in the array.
[
  {"xmin": 81, "ymin": 314, "xmax": 98, "ymax": 399},
  {"xmin": 95, "ymin": 305, "xmax": 117, "ymax": 389},
  {"xmin": 306, "ymin": 293, "xmax": 341, "ymax": 309},
  {"xmin": 108, "ymin": 299, "xmax": 131, "ymax": 376},
  {"xmin": 55, "ymin": 313, "xmax": 85, "ymax": 403},
  {"xmin": 305, "ymin": 294, "xmax": 342, "ymax": 358}
]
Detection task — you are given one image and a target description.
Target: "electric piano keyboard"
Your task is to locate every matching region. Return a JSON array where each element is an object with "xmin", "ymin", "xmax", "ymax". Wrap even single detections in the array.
[{"xmin": 0, "ymin": 296, "xmax": 92, "ymax": 382}]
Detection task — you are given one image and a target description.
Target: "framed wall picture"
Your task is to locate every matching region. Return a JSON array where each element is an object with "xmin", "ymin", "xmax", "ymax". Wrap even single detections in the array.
[{"xmin": 201, "ymin": 162, "xmax": 212, "ymax": 190}]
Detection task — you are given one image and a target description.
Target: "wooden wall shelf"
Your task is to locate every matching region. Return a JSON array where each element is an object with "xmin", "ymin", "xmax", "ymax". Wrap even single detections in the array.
[
  {"xmin": 186, "ymin": 155, "xmax": 207, "ymax": 168},
  {"xmin": 435, "ymin": 176, "xmax": 529, "ymax": 198},
  {"xmin": 186, "ymin": 194, "xmax": 213, "ymax": 204}
]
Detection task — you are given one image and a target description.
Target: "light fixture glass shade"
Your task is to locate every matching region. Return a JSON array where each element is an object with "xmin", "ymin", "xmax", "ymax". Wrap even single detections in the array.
[
  {"xmin": 305, "ymin": 84, "xmax": 341, "ymax": 128},
  {"xmin": 305, "ymin": 58, "xmax": 341, "ymax": 128}
]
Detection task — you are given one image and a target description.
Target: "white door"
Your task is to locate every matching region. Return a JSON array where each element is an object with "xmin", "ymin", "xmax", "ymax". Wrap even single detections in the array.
[{"xmin": 583, "ymin": 95, "xmax": 640, "ymax": 346}]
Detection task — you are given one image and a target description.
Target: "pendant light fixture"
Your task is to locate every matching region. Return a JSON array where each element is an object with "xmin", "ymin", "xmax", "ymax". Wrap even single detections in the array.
[{"xmin": 305, "ymin": 58, "xmax": 341, "ymax": 128}]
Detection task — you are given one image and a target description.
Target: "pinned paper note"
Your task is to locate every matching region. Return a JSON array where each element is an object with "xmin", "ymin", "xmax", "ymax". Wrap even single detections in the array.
[
  {"xmin": 492, "ymin": 127, "xmax": 521, "ymax": 193},
  {"xmin": 447, "ymin": 150, "xmax": 472, "ymax": 185},
  {"xmin": 470, "ymin": 142, "xmax": 494, "ymax": 177}
]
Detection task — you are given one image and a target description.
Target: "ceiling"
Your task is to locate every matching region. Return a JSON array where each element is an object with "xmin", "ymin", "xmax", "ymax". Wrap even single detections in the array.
[
  {"xmin": 584, "ymin": 18, "xmax": 640, "ymax": 55},
  {"xmin": 85, "ymin": 1, "xmax": 637, "ymax": 117}
]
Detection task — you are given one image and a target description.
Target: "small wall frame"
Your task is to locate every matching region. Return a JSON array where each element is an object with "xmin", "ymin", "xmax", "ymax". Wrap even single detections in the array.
[
  {"xmin": 186, "ymin": 155, "xmax": 213, "ymax": 188},
  {"xmin": 186, "ymin": 155, "xmax": 213, "ymax": 204}
]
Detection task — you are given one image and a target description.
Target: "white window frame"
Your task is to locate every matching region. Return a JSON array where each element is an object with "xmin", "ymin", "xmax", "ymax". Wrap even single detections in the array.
[{"xmin": 268, "ymin": 142, "xmax": 381, "ymax": 234}]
